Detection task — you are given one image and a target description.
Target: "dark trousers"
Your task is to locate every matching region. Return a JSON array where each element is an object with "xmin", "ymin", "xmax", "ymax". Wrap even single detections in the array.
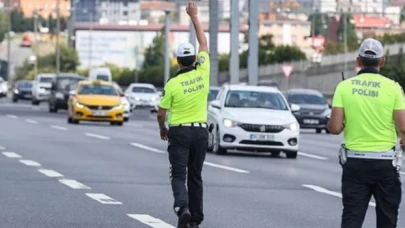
[
  {"xmin": 168, "ymin": 126, "xmax": 208, "ymax": 225},
  {"xmin": 341, "ymin": 158, "xmax": 402, "ymax": 228}
]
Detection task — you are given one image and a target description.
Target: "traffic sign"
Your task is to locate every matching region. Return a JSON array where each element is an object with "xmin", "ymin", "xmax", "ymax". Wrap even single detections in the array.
[{"xmin": 282, "ymin": 64, "xmax": 293, "ymax": 78}]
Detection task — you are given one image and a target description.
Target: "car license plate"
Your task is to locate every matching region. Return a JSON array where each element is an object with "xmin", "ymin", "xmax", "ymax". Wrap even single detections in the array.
[
  {"xmin": 93, "ymin": 110, "xmax": 107, "ymax": 116},
  {"xmin": 303, "ymin": 119, "xmax": 319, "ymax": 124},
  {"xmin": 250, "ymin": 134, "xmax": 274, "ymax": 141},
  {"xmin": 24, "ymin": 94, "xmax": 32, "ymax": 98}
]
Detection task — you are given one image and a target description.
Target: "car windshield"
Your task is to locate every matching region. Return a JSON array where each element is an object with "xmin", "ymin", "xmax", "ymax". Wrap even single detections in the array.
[
  {"xmin": 78, "ymin": 84, "xmax": 118, "ymax": 96},
  {"xmin": 224, "ymin": 90, "xmax": 289, "ymax": 110},
  {"xmin": 17, "ymin": 81, "xmax": 32, "ymax": 89},
  {"xmin": 132, "ymin": 87, "xmax": 156, "ymax": 93},
  {"xmin": 57, "ymin": 78, "xmax": 82, "ymax": 91},
  {"xmin": 208, "ymin": 89, "xmax": 219, "ymax": 101},
  {"xmin": 287, "ymin": 94, "xmax": 327, "ymax": 105},
  {"xmin": 39, "ymin": 77, "xmax": 53, "ymax": 83}
]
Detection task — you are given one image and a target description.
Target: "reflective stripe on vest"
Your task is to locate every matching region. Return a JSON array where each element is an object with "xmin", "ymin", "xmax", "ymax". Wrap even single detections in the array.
[{"xmin": 346, "ymin": 150, "xmax": 395, "ymax": 160}]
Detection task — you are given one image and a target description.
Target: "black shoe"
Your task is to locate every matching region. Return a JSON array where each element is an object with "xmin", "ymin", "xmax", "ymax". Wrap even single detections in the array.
[
  {"xmin": 177, "ymin": 208, "xmax": 191, "ymax": 228},
  {"xmin": 188, "ymin": 222, "xmax": 199, "ymax": 228}
]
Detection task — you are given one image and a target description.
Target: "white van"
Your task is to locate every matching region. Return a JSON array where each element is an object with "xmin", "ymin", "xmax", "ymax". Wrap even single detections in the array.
[
  {"xmin": 31, "ymin": 73, "xmax": 55, "ymax": 105},
  {"xmin": 88, "ymin": 67, "xmax": 112, "ymax": 82}
]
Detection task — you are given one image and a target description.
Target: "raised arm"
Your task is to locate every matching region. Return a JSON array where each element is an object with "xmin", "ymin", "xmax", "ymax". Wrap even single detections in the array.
[
  {"xmin": 187, "ymin": 1, "xmax": 208, "ymax": 53},
  {"xmin": 393, "ymin": 83, "xmax": 405, "ymax": 144}
]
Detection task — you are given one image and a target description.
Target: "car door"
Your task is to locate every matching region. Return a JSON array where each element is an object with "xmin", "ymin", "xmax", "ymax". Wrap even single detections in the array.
[{"xmin": 207, "ymin": 88, "xmax": 224, "ymax": 128}]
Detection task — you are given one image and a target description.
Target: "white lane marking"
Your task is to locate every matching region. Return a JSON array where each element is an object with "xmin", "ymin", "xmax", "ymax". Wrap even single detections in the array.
[
  {"xmin": 298, "ymin": 152, "xmax": 328, "ymax": 160},
  {"xmin": 51, "ymin": 125, "xmax": 68, "ymax": 131},
  {"xmin": 128, "ymin": 214, "xmax": 175, "ymax": 228},
  {"xmin": 0, "ymin": 146, "xmax": 6, "ymax": 150},
  {"xmin": 6, "ymin": 114, "xmax": 17, "ymax": 119},
  {"xmin": 38, "ymin": 169, "xmax": 64, "ymax": 177},
  {"xmin": 85, "ymin": 133, "xmax": 110, "ymax": 140},
  {"xmin": 130, "ymin": 142, "xmax": 165, "ymax": 154},
  {"xmin": 85, "ymin": 193, "xmax": 123, "ymax": 204},
  {"xmin": 19, "ymin": 159, "xmax": 41, "ymax": 167},
  {"xmin": 2, "ymin": 152, "xmax": 22, "ymax": 158},
  {"xmin": 203, "ymin": 161, "xmax": 250, "ymax": 173},
  {"xmin": 303, "ymin": 184, "xmax": 376, "ymax": 207},
  {"xmin": 59, "ymin": 179, "xmax": 91, "ymax": 189},
  {"xmin": 127, "ymin": 123, "xmax": 143, "ymax": 128},
  {"xmin": 25, "ymin": 119, "xmax": 39, "ymax": 124}
]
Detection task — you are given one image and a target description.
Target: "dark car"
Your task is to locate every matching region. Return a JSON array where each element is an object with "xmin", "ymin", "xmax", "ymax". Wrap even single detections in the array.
[
  {"xmin": 12, "ymin": 80, "xmax": 33, "ymax": 102},
  {"xmin": 48, "ymin": 73, "xmax": 85, "ymax": 112},
  {"xmin": 286, "ymin": 88, "xmax": 331, "ymax": 134},
  {"xmin": 208, "ymin": 86, "xmax": 220, "ymax": 102}
]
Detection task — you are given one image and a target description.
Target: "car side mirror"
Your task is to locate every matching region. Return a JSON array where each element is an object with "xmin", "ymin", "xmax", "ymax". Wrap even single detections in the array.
[
  {"xmin": 210, "ymin": 100, "xmax": 221, "ymax": 109},
  {"xmin": 69, "ymin": 90, "xmax": 76, "ymax": 96},
  {"xmin": 290, "ymin": 103, "xmax": 300, "ymax": 112}
]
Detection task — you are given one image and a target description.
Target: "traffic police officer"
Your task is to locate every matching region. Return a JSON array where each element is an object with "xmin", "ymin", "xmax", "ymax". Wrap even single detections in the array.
[
  {"xmin": 156, "ymin": 1, "xmax": 209, "ymax": 228},
  {"xmin": 328, "ymin": 38, "xmax": 405, "ymax": 228}
]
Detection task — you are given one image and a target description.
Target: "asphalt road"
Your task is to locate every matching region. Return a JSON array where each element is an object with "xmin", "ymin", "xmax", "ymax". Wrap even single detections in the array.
[{"xmin": 0, "ymin": 99, "xmax": 404, "ymax": 228}]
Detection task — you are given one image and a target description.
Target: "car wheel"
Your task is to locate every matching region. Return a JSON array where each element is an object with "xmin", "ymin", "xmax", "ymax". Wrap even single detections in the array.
[
  {"xmin": 110, "ymin": 122, "xmax": 116, "ymax": 126},
  {"xmin": 325, "ymin": 128, "xmax": 330, "ymax": 134},
  {"xmin": 286, "ymin": 151, "xmax": 298, "ymax": 159},
  {"xmin": 49, "ymin": 104, "xmax": 57, "ymax": 113},
  {"xmin": 67, "ymin": 116, "xmax": 73, "ymax": 124},
  {"xmin": 213, "ymin": 126, "xmax": 227, "ymax": 155},
  {"xmin": 117, "ymin": 121, "xmax": 124, "ymax": 126},
  {"xmin": 124, "ymin": 117, "xmax": 129, "ymax": 122},
  {"xmin": 316, "ymin": 128, "xmax": 322, "ymax": 134},
  {"xmin": 32, "ymin": 99, "xmax": 40, "ymax": 105},
  {"xmin": 12, "ymin": 98, "xmax": 18, "ymax": 103}
]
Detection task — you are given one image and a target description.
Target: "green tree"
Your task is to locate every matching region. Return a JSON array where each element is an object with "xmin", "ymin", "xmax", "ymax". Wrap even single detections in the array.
[
  {"xmin": 0, "ymin": 11, "xmax": 7, "ymax": 43},
  {"xmin": 143, "ymin": 28, "xmax": 165, "ymax": 68},
  {"xmin": 401, "ymin": 7, "xmax": 405, "ymax": 23},
  {"xmin": 381, "ymin": 48, "xmax": 405, "ymax": 90},
  {"xmin": 309, "ymin": 12, "xmax": 329, "ymax": 36},
  {"xmin": 336, "ymin": 13, "xmax": 358, "ymax": 51}
]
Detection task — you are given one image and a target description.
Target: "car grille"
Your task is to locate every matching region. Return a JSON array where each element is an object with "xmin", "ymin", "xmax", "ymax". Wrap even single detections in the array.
[
  {"xmin": 238, "ymin": 123, "xmax": 284, "ymax": 133},
  {"xmin": 86, "ymin": 105, "xmax": 114, "ymax": 110},
  {"xmin": 300, "ymin": 109, "xmax": 324, "ymax": 115}
]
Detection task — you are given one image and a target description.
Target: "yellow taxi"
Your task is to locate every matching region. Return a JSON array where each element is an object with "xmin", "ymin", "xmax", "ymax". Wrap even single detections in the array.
[{"xmin": 67, "ymin": 80, "xmax": 125, "ymax": 126}]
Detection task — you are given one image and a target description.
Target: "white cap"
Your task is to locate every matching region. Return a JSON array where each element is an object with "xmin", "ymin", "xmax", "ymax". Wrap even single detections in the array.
[
  {"xmin": 358, "ymin": 38, "xmax": 384, "ymax": 59},
  {"xmin": 176, "ymin": 42, "xmax": 196, "ymax": 57}
]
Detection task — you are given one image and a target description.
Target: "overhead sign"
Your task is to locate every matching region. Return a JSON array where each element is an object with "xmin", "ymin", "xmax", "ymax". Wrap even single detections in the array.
[{"xmin": 282, "ymin": 64, "xmax": 293, "ymax": 78}]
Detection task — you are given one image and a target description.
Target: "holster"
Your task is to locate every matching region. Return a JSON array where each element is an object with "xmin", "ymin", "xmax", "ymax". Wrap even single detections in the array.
[
  {"xmin": 207, "ymin": 123, "xmax": 215, "ymax": 151},
  {"xmin": 393, "ymin": 150, "xmax": 404, "ymax": 173},
  {"xmin": 339, "ymin": 144, "xmax": 348, "ymax": 166}
]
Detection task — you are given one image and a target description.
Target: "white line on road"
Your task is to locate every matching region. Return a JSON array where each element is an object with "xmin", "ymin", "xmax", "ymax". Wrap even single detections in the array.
[
  {"xmin": 59, "ymin": 179, "xmax": 91, "ymax": 189},
  {"xmin": 19, "ymin": 159, "xmax": 41, "ymax": 167},
  {"xmin": 127, "ymin": 123, "xmax": 143, "ymax": 128},
  {"xmin": 85, "ymin": 133, "xmax": 110, "ymax": 140},
  {"xmin": 298, "ymin": 152, "xmax": 328, "ymax": 160},
  {"xmin": 0, "ymin": 146, "xmax": 6, "ymax": 150},
  {"xmin": 85, "ymin": 193, "xmax": 123, "ymax": 204},
  {"xmin": 2, "ymin": 152, "xmax": 22, "ymax": 158},
  {"xmin": 303, "ymin": 184, "xmax": 376, "ymax": 207},
  {"xmin": 128, "ymin": 214, "xmax": 175, "ymax": 228},
  {"xmin": 6, "ymin": 114, "xmax": 17, "ymax": 119},
  {"xmin": 38, "ymin": 169, "xmax": 64, "ymax": 177},
  {"xmin": 203, "ymin": 161, "xmax": 250, "ymax": 173},
  {"xmin": 51, "ymin": 125, "xmax": 68, "ymax": 131},
  {"xmin": 25, "ymin": 119, "xmax": 39, "ymax": 124},
  {"xmin": 130, "ymin": 142, "xmax": 165, "ymax": 153}
]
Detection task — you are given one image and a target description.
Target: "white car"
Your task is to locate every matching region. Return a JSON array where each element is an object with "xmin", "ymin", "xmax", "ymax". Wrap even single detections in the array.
[
  {"xmin": 32, "ymin": 73, "xmax": 55, "ymax": 105},
  {"xmin": 125, "ymin": 83, "xmax": 160, "ymax": 109},
  {"xmin": 208, "ymin": 85, "xmax": 301, "ymax": 158},
  {"xmin": 0, "ymin": 79, "xmax": 8, "ymax": 97},
  {"xmin": 112, "ymin": 82, "xmax": 132, "ymax": 121}
]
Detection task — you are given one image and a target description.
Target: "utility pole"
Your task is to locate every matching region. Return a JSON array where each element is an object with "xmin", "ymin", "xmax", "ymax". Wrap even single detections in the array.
[
  {"xmin": 89, "ymin": 12, "xmax": 93, "ymax": 69},
  {"xmin": 247, "ymin": 0, "xmax": 259, "ymax": 85},
  {"xmin": 209, "ymin": 0, "xmax": 219, "ymax": 86},
  {"xmin": 6, "ymin": 0, "xmax": 11, "ymax": 82},
  {"xmin": 229, "ymin": 0, "xmax": 239, "ymax": 84},
  {"xmin": 343, "ymin": 12, "xmax": 348, "ymax": 75},
  {"xmin": 163, "ymin": 11, "xmax": 170, "ymax": 85},
  {"xmin": 55, "ymin": 0, "xmax": 61, "ymax": 76},
  {"xmin": 33, "ymin": 9, "xmax": 39, "ymax": 77}
]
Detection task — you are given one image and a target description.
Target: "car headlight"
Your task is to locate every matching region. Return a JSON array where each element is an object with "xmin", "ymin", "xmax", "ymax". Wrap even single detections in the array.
[
  {"xmin": 14, "ymin": 89, "xmax": 19, "ymax": 94},
  {"xmin": 38, "ymin": 88, "xmax": 46, "ymax": 93},
  {"xmin": 223, "ymin": 118, "xmax": 239, "ymax": 128},
  {"xmin": 134, "ymin": 97, "xmax": 141, "ymax": 101},
  {"xmin": 55, "ymin": 92, "xmax": 64, "ymax": 99},
  {"xmin": 322, "ymin": 109, "xmax": 331, "ymax": 116},
  {"xmin": 113, "ymin": 104, "xmax": 123, "ymax": 109},
  {"xmin": 75, "ymin": 102, "xmax": 84, "ymax": 108},
  {"xmin": 284, "ymin": 122, "xmax": 299, "ymax": 131},
  {"xmin": 151, "ymin": 97, "xmax": 158, "ymax": 101}
]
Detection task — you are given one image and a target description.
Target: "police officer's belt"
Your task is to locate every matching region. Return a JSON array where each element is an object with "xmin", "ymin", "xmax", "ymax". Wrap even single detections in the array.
[
  {"xmin": 346, "ymin": 150, "xmax": 395, "ymax": 160},
  {"xmin": 169, "ymin": 122, "xmax": 207, "ymax": 128}
]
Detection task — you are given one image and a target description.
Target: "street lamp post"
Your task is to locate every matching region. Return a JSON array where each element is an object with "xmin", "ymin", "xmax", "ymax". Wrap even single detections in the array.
[
  {"xmin": 163, "ymin": 11, "xmax": 170, "ymax": 85},
  {"xmin": 55, "ymin": 0, "xmax": 61, "ymax": 76},
  {"xmin": 6, "ymin": 0, "xmax": 11, "ymax": 82}
]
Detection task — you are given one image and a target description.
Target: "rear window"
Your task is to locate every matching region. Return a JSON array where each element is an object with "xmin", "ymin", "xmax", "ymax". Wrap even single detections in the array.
[
  {"xmin": 17, "ymin": 82, "xmax": 32, "ymax": 88},
  {"xmin": 39, "ymin": 77, "xmax": 53, "ymax": 83},
  {"xmin": 132, "ymin": 87, "xmax": 156, "ymax": 93},
  {"xmin": 96, "ymin": 75, "xmax": 109, "ymax": 81}
]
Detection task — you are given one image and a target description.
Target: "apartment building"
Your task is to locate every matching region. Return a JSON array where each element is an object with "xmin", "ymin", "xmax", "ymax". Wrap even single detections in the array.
[
  {"xmin": 20, "ymin": 0, "xmax": 70, "ymax": 17},
  {"xmin": 337, "ymin": 0, "xmax": 390, "ymax": 14}
]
